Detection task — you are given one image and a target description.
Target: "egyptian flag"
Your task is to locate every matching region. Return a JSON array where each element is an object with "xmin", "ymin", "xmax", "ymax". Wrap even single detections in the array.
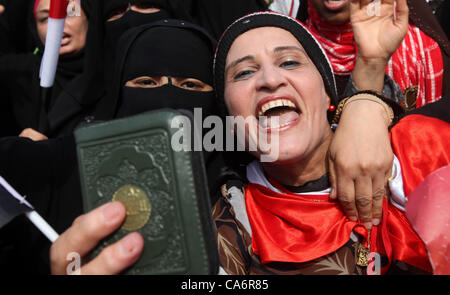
[
  {"xmin": 245, "ymin": 181, "xmax": 433, "ymax": 274},
  {"xmin": 39, "ymin": 0, "xmax": 70, "ymax": 88}
]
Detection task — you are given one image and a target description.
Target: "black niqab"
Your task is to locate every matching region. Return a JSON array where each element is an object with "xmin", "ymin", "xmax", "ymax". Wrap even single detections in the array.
[
  {"xmin": 95, "ymin": 19, "xmax": 216, "ymax": 120},
  {"xmin": 98, "ymin": 19, "xmax": 225, "ymax": 194}
]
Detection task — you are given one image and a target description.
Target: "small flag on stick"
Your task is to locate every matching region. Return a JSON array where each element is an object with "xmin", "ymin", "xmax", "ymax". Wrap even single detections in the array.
[
  {"xmin": 0, "ymin": 176, "xmax": 59, "ymax": 243},
  {"xmin": 39, "ymin": 0, "xmax": 70, "ymax": 88}
]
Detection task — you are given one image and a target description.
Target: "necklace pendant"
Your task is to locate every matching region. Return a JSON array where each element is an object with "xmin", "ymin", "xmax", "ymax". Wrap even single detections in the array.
[{"xmin": 356, "ymin": 244, "xmax": 370, "ymax": 267}]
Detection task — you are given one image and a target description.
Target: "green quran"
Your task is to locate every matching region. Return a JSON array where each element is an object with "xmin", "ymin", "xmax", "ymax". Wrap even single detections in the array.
[{"xmin": 74, "ymin": 109, "xmax": 219, "ymax": 275}]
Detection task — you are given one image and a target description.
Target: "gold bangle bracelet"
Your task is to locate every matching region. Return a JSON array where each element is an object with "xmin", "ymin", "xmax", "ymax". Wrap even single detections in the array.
[{"xmin": 332, "ymin": 93, "xmax": 394, "ymax": 126}]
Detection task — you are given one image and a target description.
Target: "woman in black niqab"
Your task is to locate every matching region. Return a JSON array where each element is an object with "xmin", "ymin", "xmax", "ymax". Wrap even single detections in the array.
[
  {"xmin": 98, "ymin": 19, "xmax": 225, "ymax": 194},
  {"xmin": 96, "ymin": 19, "xmax": 216, "ymax": 120},
  {"xmin": 47, "ymin": 0, "xmax": 192, "ymax": 137}
]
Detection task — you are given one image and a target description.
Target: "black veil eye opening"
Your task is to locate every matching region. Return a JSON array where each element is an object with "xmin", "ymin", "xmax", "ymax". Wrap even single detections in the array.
[
  {"xmin": 106, "ymin": 2, "xmax": 162, "ymax": 21},
  {"xmin": 131, "ymin": 1, "xmax": 160, "ymax": 10}
]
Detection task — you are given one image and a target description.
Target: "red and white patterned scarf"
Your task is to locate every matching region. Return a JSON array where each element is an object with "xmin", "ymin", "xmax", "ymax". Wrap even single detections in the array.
[{"xmin": 305, "ymin": 0, "xmax": 443, "ymax": 107}]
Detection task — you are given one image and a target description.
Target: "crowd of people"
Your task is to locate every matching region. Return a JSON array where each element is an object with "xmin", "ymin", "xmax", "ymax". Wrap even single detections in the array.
[{"xmin": 0, "ymin": 0, "xmax": 449, "ymax": 275}]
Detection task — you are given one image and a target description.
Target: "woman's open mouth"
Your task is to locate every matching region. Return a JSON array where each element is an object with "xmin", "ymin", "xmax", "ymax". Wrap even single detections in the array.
[{"xmin": 257, "ymin": 97, "xmax": 301, "ymax": 131}]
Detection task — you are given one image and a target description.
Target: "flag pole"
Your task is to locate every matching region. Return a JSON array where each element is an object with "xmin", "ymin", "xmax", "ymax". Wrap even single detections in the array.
[
  {"xmin": 38, "ymin": 0, "xmax": 69, "ymax": 133},
  {"xmin": 25, "ymin": 211, "xmax": 59, "ymax": 243},
  {"xmin": 39, "ymin": 0, "xmax": 68, "ymax": 88}
]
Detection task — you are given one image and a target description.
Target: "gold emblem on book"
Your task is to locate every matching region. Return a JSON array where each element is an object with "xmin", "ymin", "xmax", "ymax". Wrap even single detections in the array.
[{"xmin": 112, "ymin": 185, "xmax": 151, "ymax": 231}]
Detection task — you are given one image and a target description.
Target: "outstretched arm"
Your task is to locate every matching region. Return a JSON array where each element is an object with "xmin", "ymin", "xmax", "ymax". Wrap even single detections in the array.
[{"xmin": 329, "ymin": 0, "xmax": 408, "ymax": 229}]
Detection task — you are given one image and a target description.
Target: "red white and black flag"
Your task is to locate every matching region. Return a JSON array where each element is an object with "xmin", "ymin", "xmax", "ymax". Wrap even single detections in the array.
[{"xmin": 0, "ymin": 176, "xmax": 33, "ymax": 227}]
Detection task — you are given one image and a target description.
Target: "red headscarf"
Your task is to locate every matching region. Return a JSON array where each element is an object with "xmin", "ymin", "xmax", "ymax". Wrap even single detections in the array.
[
  {"xmin": 305, "ymin": 0, "xmax": 444, "ymax": 107},
  {"xmin": 33, "ymin": 0, "xmax": 41, "ymax": 20}
]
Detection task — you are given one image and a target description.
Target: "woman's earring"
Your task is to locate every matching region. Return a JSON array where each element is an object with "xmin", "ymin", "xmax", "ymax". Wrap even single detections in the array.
[{"xmin": 328, "ymin": 105, "xmax": 336, "ymax": 112}]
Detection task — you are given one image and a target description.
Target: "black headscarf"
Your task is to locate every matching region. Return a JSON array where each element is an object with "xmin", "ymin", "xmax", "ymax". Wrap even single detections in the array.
[
  {"xmin": 0, "ymin": 0, "xmax": 38, "ymax": 55},
  {"xmin": 86, "ymin": 0, "xmax": 191, "ymax": 101},
  {"xmin": 182, "ymin": 0, "xmax": 268, "ymax": 40},
  {"xmin": 102, "ymin": 0, "xmax": 174, "ymax": 86},
  {"xmin": 93, "ymin": 19, "xmax": 216, "ymax": 119},
  {"xmin": 214, "ymin": 12, "xmax": 338, "ymax": 117}
]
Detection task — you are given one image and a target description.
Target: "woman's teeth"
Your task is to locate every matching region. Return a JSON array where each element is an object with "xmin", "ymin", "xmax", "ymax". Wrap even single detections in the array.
[
  {"xmin": 257, "ymin": 98, "xmax": 300, "ymax": 130},
  {"xmin": 258, "ymin": 99, "xmax": 296, "ymax": 117}
]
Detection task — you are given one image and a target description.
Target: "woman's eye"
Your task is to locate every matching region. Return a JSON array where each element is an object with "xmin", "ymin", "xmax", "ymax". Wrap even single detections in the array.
[
  {"xmin": 181, "ymin": 81, "xmax": 200, "ymax": 89},
  {"xmin": 36, "ymin": 13, "xmax": 49, "ymax": 23},
  {"xmin": 233, "ymin": 70, "xmax": 254, "ymax": 80},
  {"xmin": 137, "ymin": 79, "xmax": 156, "ymax": 86},
  {"xmin": 280, "ymin": 60, "xmax": 300, "ymax": 69},
  {"xmin": 125, "ymin": 76, "xmax": 162, "ymax": 88},
  {"xmin": 174, "ymin": 78, "xmax": 212, "ymax": 91}
]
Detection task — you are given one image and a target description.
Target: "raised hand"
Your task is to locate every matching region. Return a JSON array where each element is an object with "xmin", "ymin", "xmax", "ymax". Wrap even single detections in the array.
[{"xmin": 350, "ymin": 0, "xmax": 409, "ymax": 61}]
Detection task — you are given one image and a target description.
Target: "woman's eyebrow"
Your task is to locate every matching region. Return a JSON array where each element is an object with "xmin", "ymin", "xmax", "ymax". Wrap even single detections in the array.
[
  {"xmin": 37, "ymin": 9, "xmax": 49, "ymax": 14},
  {"xmin": 225, "ymin": 55, "xmax": 254, "ymax": 75},
  {"xmin": 274, "ymin": 46, "xmax": 307, "ymax": 55}
]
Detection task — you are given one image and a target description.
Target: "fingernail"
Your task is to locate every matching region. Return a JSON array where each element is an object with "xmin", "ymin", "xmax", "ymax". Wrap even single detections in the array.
[
  {"xmin": 372, "ymin": 218, "xmax": 380, "ymax": 226},
  {"xmin": 349, "ymin": 216, "xmax": 358, "ymax": 222},
  {"xmin": 102, "ymin": 202, "xmax": 122, "ymax": 224},
  {"xmin": 364, "ymin": 222, "xmax": 373, "ymax": 230},
  {"xmin": 119, "ymin": 233, "xmax": 141, "ymax": 258}
]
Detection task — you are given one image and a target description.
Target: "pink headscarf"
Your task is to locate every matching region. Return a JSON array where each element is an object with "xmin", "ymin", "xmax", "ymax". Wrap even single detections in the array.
[{"xmin": 33, "ymin": 0, "xmax": 41, "ymax": 20}]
